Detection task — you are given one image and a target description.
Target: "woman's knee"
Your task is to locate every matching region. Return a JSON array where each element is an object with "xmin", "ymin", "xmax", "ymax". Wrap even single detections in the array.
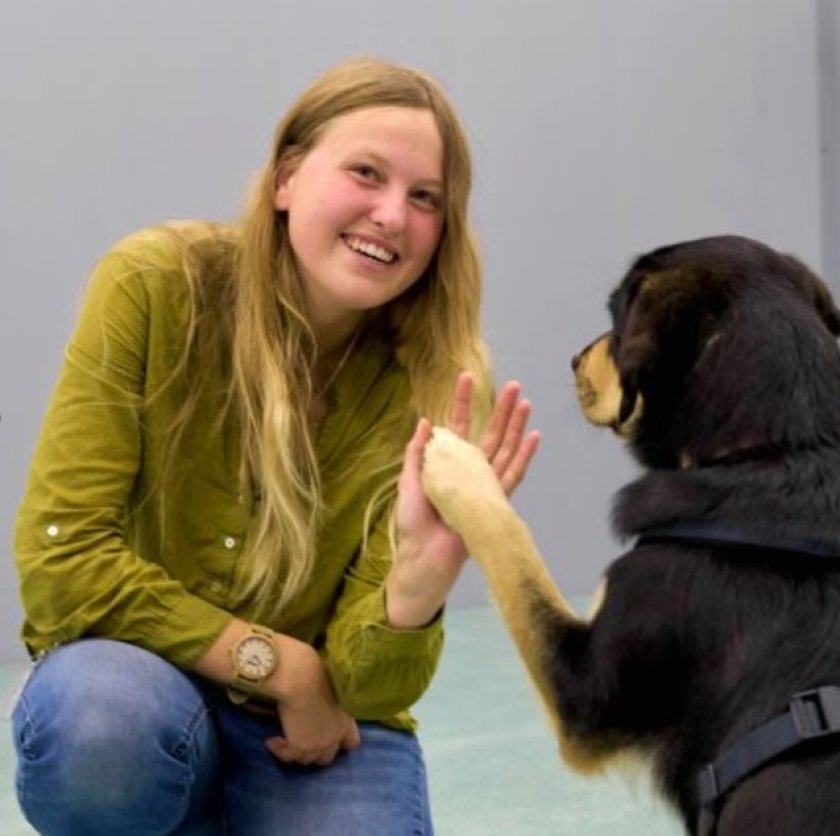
[
  {"xmin": 13, "ymin": 640, "xmax": 220, "ymax": 835},
  {"xmin": 18, "ymin": 640, "xmax": 209, "ymax": 758}
]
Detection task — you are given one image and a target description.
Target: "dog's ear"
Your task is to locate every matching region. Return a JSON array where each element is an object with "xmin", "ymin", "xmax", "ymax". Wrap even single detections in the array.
[
  {"xmin": 615, "ymin": 295, "xmax": 657, "ymax": 424},
  {"xmin": 781, "ymin": 252, "xmax": 840, "ymax": 337},
  {"xmin": 812, "ymin": 276, "xmax": 840, "ymax": 336},
  {"xmin": 613, "ymin": 269, "xmax": 684, "ymax": 421},
  {"xmin": 613, "ymin": 266, "xmax": 725, "ymax": 423}
]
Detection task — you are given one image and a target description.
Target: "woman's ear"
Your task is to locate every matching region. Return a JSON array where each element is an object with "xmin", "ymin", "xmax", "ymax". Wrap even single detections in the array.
[
  {"xmin": 273, "ymin": 167, "xmax": 295, "ymax": 211},
  {"xmin": 272, "ymin": 149, "xmax": 302, "ymax": 211}
]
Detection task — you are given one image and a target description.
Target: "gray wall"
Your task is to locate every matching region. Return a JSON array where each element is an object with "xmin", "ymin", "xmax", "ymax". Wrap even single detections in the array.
[
  {"xmin": 819, "ymin": 0, "xmax": 840, "ymax": 284},
  {"xmin": 1, "ymin": 0, "xmax": 833, "ymax": 662}
]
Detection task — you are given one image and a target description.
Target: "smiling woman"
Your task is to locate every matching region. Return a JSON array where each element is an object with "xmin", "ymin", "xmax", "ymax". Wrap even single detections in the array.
[
  {"xmin": 273, "ymin": 106, "xmax": 445, "ymax": 344},
  {"xmin": 11, "ymin": 56, "xmax": 539, "ymax": 836}
]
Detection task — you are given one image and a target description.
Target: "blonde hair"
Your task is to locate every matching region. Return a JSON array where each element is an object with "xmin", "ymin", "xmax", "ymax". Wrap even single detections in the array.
[{"xmin": 181, "ymin": 57, "xmax": 492, "ymax": 619}]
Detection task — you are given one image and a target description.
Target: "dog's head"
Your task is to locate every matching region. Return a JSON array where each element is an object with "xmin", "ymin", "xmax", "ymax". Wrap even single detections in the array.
[{"xmin": 573, "ymin": 235, "xmax": 840, "ymax": 468}]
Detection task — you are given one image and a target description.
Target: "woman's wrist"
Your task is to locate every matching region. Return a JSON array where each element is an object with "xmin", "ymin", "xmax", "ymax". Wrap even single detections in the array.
[
  {"xmin": 384, "ymin": 557, "xmax": 452, "ymax": 629},
  {"xmin": 262, "ymin": 633, "xmax": 324, "ymax": 706},
  {"xmin": 193, "ymin": 618, "xmax": 321, "ymax": 706}
]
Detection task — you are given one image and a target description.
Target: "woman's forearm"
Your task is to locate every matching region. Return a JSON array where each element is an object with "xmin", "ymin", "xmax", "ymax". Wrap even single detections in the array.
[{"xmin": 192, "ymin": 618, "xmax": 327, "ymax": 708}]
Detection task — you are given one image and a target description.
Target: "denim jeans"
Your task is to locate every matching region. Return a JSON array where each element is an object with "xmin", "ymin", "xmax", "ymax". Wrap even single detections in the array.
[{"xmin": 11, "ymin": 639, "xmax": 434, "ymax": 835}]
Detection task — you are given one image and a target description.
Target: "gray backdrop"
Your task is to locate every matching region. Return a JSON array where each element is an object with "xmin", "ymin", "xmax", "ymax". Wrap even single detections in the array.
[{"xmin": 2, "ymin": 0, "xmax": 838, "ymax": 662}]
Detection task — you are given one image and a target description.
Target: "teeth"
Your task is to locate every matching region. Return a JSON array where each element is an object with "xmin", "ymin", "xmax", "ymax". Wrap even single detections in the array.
[{"xmin": 346, "ymin": 236, "xmax": 396, "ymax": 264}]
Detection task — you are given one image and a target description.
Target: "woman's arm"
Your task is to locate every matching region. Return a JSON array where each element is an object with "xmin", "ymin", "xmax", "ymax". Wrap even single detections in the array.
[
  {"xmin": 321, "ymin": 375, "xmax": 539, "ymax": 720},
  {"xmin": 17, "ymin": 240, "xmax": 358, "ymax": 767},
  {"xmin": 193, "ymin": 619, "xmax": 361, "ymax": 766},
  {"xmin": 14, "ymin": 244, "xmax": 233, "ymax": 665},
  {"xmin": 386, "ymin": 375, "xmax": 540, "ymax": 628}
]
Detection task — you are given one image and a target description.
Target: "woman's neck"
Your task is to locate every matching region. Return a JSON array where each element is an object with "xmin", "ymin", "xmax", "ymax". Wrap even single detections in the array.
[
  {"xmin": 310, "ymin": 315, "xmax": 365, "ymax": 409},
  {"xmin": 307, "ymin": 301, "xmax": 366, "ymax": 355}
]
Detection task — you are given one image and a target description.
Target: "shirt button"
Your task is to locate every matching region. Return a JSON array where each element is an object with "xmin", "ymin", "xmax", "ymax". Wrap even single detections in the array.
[
  {"xmin": 46, "ymin": 524, "xmax": 59, "ymax": 537},
  {"xmin": 223, "ymin": 536, "xmax": 237, "ymax": 549}
]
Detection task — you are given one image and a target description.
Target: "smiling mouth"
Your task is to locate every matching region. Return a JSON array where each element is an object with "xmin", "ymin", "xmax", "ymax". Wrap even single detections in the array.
[{"xmin": 343, "ymin": 235, "xmax": 398, "ymax": 265}]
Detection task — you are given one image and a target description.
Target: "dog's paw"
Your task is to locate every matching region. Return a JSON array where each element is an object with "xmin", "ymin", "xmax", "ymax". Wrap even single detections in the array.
[{"xmin": 422, "ymin": 427, "xmax": 508, "ymax": 533}]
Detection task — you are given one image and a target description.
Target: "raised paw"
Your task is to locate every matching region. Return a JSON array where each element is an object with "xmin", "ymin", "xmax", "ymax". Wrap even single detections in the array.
[{"xmin": 422, "ymin": 427, "xmax": 508, "ymax": 534}]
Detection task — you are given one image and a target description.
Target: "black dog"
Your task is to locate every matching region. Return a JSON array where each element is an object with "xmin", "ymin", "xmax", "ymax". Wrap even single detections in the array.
[{"xmin": 422, "ymin": 236, "xmax": 840, "ymax": 835}]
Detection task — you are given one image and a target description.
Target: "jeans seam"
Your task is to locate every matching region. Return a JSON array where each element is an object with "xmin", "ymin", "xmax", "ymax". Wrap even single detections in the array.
[
  {"xmin": 14, "ymin": 694, "xmax": 36, "ymax": 759},
  {"xmin": 411, "ymin": 742, "xmax": 429, "ymax": 836},
  {"xmin": 169, "ymin": 701, "xmax": 211, "ymax": 763},
  {"xmin": 14, "ymin": 694, "xmax": 36, "ymax": 826}
]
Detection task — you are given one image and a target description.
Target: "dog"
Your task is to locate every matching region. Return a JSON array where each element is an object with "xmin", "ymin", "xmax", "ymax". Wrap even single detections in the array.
[{"xmin": 422, "ymin": 235, "xmax": 840, "ymax": 835}]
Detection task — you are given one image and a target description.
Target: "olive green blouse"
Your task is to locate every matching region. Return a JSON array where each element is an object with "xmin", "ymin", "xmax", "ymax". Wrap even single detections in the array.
[{"xmin": 14, "ymin": 225, "xmax": 443, "ymax": 731}]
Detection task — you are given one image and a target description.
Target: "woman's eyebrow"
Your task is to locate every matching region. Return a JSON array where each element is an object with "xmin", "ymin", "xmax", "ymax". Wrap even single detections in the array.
[{"xmin": 351, "ymin": 149, "xmax": 443, "ymax": 188}]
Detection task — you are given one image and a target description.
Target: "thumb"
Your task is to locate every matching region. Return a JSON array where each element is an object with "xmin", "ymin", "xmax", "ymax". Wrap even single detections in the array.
[
  {"xmin": 407, "ymin": 418, "xmax": 432, "ymax": 457},
  {"xmin": 401, "ymin": 418, "xmax": 432, "ymax": 479},
  {"xmin": 342, "ymin": 721, "xmax": 362, "ymax": 751},
  {"xmin": 265, "ymin": 736, "xmax": 287, "ymax": 759}
]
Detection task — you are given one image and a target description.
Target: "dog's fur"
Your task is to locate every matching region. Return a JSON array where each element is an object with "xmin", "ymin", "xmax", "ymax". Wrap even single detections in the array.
[{"xmin": 422, "ymin": 236, "xmax": 840, "ymax": 835}]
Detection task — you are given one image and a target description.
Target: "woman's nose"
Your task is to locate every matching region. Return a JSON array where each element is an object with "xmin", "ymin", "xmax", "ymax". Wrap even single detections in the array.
[
  {"xmin": 370, "ymin": 190, "xmax": 407, "ymax": 233},
  {"xmin": 571, "ymin": 353, "xmax": 581, "ymax": 372}
]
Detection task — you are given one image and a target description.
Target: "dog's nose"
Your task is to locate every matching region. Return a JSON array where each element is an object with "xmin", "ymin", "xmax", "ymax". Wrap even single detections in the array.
[{"xmin": 571, "ymin": 353, "xmax": 580, "ymax": 372}]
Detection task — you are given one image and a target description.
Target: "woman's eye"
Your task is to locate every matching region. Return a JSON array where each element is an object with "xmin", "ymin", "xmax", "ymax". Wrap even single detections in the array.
[
  {"xmin": 411, "ymin": 189, "xmax": 442, "ymax": 211},
  {"xmin": 351, "ymin": 164, "xmax": 379, "ymax": 181}
]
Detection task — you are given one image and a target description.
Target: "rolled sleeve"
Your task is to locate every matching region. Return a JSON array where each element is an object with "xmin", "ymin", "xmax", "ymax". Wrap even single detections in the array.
[{"xmin": 322, "ymin": 509, "xmax": 444, "ymax": 723}]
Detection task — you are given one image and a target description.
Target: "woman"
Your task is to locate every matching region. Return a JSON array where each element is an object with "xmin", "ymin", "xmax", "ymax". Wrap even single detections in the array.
[{"xmin": 12, "ymin": 57, "xmax": 539, "ymax": 835}]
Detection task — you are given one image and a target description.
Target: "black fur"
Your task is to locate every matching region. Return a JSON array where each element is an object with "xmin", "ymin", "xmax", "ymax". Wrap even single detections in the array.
[{"xmin": 559, "ymin": 236, "xmax": 840, "ymax": 834}]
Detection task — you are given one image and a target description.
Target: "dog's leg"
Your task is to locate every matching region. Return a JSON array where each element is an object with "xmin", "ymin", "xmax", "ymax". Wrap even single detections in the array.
[{"xmin": 423, "ymin": 428, "xmax": 601, "ymax": 768}]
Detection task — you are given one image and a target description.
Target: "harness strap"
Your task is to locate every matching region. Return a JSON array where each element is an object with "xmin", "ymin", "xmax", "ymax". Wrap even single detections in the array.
[
  {"xmin": 695, "ymin": 686, "xmax": 840, "ymax": 835},
  {"xmin": 636, "ymin": 521, "xmax": 840, "ymax": 561},
  {"xmin": 632, "ymin": 522, "xmax": 840, "ymax": 835}
]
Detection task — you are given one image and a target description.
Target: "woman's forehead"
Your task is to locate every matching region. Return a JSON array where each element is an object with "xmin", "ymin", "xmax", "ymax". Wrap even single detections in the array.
[{"xmin": 316, "ymin": 106, "xmax": 443, "ymax": 179}]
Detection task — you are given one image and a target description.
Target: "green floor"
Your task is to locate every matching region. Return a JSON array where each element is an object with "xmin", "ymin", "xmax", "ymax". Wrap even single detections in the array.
[{"xmin": 1, "ymin": 605, "xmax": 683, "ymax": 835}]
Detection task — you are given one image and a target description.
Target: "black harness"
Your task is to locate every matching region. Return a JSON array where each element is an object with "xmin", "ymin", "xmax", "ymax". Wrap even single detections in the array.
[{"xmin": 636, "ymin": 521, "xmax": 840, "ymax": 836}]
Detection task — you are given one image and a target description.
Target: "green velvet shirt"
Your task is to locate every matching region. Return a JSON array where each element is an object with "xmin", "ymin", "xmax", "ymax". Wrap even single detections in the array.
[{"xmin": 14, "ymin": 225, "xmax": 443, "ymax": 731}]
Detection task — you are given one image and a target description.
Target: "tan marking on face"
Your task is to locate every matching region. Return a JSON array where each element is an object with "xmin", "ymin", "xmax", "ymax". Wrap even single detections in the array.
[
  {"xmin": 574, "ymin": 336, "xmax": 624, "ymax": 425},
  {"xmin": 574, "ymin": 335, "xmax": 643, "ymax": 437}
]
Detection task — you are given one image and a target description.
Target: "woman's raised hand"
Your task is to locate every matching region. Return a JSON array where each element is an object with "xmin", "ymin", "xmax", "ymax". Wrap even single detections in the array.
[{"xmin": 386, "ymin": 373, "xmax": 539, "ymax": 628}]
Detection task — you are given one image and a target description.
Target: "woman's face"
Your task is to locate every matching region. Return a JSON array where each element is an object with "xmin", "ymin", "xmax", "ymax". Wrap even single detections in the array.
[{"xmin": 274, "ymin": 106, "xmax": 445, "ymax": 340}]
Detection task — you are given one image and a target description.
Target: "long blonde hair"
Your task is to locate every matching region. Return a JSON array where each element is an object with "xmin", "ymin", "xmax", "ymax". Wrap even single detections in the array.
[{"xmin": 182, "ymin": 57, "xmax": 491, "ymax": 619}]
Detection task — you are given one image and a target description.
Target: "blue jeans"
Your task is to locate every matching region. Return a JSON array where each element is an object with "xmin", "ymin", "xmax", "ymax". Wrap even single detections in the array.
[{"xmin": 11, "ymin": 640, "xmax": 434, "ymax": 835}]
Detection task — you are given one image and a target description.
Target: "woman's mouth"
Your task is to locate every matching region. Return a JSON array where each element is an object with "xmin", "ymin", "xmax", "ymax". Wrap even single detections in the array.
[{"xmin": 343, "ymin": 235, "xmax": 398, "ymax": 265}]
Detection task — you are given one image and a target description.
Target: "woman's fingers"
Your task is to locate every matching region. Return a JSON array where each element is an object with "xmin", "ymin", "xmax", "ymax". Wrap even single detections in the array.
[
  {"xmin": 265, "ymin": 736, "xmax": 295, "ymax": 762},
  {"xmin": 475, "ymin": 379, "xmax": 535, "ymax": 485},
  {"xmin": 442, "ymin": 372, "xmax": 539, "ymax": 497},
  {"xmin": 485, "ymin": 398, "xmax": 532, "ymax": 477},
  {"xmin": 314, "ymin": 744, "xmax": 341, "ymax": 767},
  {"xmin": 498, "ymin": 430, "xmax": 541, "ymax": 495},
  {"xmin": 401, "ymin": 418, "xmax": 432, "ymax": 485},
  {"xmin": 265, "ymin": 736, "xmax": 339, "ymax": 767},
  {"xmin": 478, "ymin": 380, "xmax": 522, "ymax": 459},
  {"xmin": 342, "ymin": 721, "xmax": 362, "ymax": 751},
  {"xmin": 265, "ymin": 718, "xmax": 361, "ymax": 767},
  {"xmin": 447, "ymin": 372, "xmax": 474, "ymax": 438}
]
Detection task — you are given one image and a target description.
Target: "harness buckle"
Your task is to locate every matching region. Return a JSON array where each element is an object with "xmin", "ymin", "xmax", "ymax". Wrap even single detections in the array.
[
  {"xmin": 696, "ymin": 763, "xmax": 720, "ymax": 806},
  {"xmin": 790, "ymin": 686, "xmax": 840, "ymax": 740}
]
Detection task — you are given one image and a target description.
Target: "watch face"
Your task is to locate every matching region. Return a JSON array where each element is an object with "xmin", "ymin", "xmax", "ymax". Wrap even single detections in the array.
[{"xmin": 236, "ymin": 636, "xmax": 277, "ymax": 679}]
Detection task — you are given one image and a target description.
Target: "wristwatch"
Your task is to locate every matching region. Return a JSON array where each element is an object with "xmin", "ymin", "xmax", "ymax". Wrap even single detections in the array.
[{"xmin": 227, "ymin": 624, "xmax": 279, "ymax": 705}]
